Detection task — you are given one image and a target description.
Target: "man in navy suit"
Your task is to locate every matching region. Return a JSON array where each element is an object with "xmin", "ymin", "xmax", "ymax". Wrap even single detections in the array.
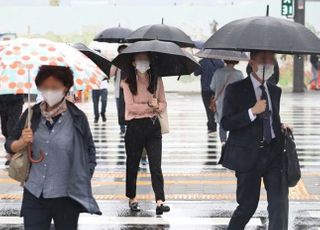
[{"xmin": 221, "ymin": 51, "xmax": 288, "ymax": 229}]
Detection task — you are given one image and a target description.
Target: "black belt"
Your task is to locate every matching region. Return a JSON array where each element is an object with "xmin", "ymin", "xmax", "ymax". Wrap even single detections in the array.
[{"xmin": 130, "ymin": 116, "xmax": 158, "ymax": 123}]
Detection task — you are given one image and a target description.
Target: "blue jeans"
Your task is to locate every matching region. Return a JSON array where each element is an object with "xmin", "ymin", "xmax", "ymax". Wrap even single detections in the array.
[{"xmin": 92, "ymin": 89, "xmax": 108, "ymax": 119}]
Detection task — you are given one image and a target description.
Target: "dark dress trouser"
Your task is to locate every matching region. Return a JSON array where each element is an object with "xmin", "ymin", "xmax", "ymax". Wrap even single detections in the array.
[
  {"xmin": 22, "ymin": 189, "xmax": 80, "ymax": 230},
  {"xmin": 228, "ymin": 143, "xmax": 289, "ymax": 230},
  {"xmin": 0, "ymin": 104, "xmax": 23, "ymax": 139},
  {"xmin": 92, "ymin": 89, "xmax": 108, "ymax": 119},
  {"xmin": 125, "ymin": 117, "xmax": 165, "ymax": 201},
  {"xmin": 201, "ymin": 91, "xmax": 217, "ymax": 132}
]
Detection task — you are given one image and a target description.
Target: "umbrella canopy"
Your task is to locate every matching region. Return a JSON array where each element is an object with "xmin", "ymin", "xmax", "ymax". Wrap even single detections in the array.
[
  {"xmin": 196, "ymin": 49, "xmax": 249, "ymax": 61},
  {"xmin": 94, "ymin": 26, "xmax": 133, "ymax": 43},
  {"xmin": 72, "ymin": 42, "xmax": 112, "ymax": 76},
  {"xmin": 126, "ymin": 24, "xmax": 194, "ymax": 48},
  {"xmin": 193, "ymin": 40, "xmax": 205, "ymax": 50},
  {"xmin": 203, "ymin": 16, "xmax": 320, "ymax": 54},
  {"xmin": 0, "ymin": 38, "xmax": 105, "ymax": 95},
  {"xmin": 112, "ymin": 40, "xmax": 199, "ymax": 77}
]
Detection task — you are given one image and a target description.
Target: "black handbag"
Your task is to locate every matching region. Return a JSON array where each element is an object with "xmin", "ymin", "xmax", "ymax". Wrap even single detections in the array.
[{"xmin": 283, "ymin": 128, "xmax": 301, "ymax": 187}]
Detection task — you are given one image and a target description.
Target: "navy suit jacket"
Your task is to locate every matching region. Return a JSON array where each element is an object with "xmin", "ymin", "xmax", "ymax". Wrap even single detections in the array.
[{"xmin": 220, "ymin": 76, "xmax": 283, "ymax": 172}]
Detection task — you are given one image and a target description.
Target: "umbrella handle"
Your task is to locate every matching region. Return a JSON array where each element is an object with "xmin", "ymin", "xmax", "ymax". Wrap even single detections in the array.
[{"xmin": 28, "ymin": 143, "xmax": 45, "ymax": 164}]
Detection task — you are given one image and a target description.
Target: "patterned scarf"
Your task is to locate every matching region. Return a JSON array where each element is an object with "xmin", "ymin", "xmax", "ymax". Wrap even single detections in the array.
[{"xmin": 40, "ymin": 99, "xmax": 67, "ymax": 124}]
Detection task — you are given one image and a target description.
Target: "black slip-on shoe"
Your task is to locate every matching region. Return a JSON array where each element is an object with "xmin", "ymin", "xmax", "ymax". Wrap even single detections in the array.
[{"xmin": 156, "ymin": 204, "xmax": 170, "ymax": 215}]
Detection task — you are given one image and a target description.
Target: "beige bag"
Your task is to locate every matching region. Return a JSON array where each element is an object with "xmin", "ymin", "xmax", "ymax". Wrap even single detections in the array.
[
  {"xmin": 158, "ymin": 109, "xmax": 169, "ymax": 134},
  {"xmin": 8, "ymin": 110, "xmax": 33, "ymax": 186},
  {"xmin": 155, "ymin": 81, "xmax": 169, "ymax": 134}
]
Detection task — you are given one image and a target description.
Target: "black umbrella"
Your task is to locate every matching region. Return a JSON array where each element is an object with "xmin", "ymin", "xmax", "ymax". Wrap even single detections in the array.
[
  {"xmin": 196, "ymin": 49, "xmax": 249, "ymax": 61},
  {"xmin": 72, "ymin": 43, "xmax": 112, "ymax": 76},
  {"xmin": 112, "ymin": 40, "xmax": 199, "ymax": 77},
  {"xmin": 203, "ymin": 16, "xmax": 320, "ymax": 54},
  {"xmin": 94, "ymin": 26, "xmax": 133, "ymax": 43},
  {"xmin": 126, "ymin": 23, "xmax": 194, "ymax": 48}
]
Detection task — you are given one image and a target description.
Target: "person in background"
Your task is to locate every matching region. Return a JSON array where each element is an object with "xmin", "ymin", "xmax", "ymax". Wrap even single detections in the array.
[
  {"xmin": 5, "ymin": 65, "xmax": 101, "ymax": 230},
  {"xmin": 121, "ymin": 52, "xmax": 170, "ymax": 215},
  {"xmin": 194, "ymin": 58, "xmax": 224, "ymax": 136},
  {"xmin": 110, "ymin": 45, "xmax": 128, "ymax": 134},
  {"xmin": 221, "ymin": 51, "xmax": 289, "ymax": 229},
  {"xmin": 92, "ymin": 76, "xmax": 109, "ymax": 123},
  {"xmin": 210, "ymin": 60, "xmax": 243, "ymax": 144},
  {"xmin": 310, "ymin": 54, "xmax": 319, "ymax": 90},
  {"xmin": 246, "ymin": 59, "xmax": 280, "ymax": 85},
  {"xmin": 0, "ymin": 94, "xmax": 24, "ymax": 166}
]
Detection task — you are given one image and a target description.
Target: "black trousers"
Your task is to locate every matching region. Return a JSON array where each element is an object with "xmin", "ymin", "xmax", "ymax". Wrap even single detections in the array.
[
  {"xmin": 125, "ymin": 117, "xmax": 165, "ymax": 201},
  {"xmin": 228, "ymin": 144, "xmax": 289, "ymax": 230},
  {"xmin": 21, "ymin": 189, "xmax": 81, "ymax": 230},
  {"xmin": 0, "ymin": 104, "xmax": 23, "ymax": 139},
  {"xmin": 92, "ymin": 89, "xmax": 108, "ymax": 119},
  {"xmin": 201, "ymin": 91, "xmax": 217, "ymax": 132}
]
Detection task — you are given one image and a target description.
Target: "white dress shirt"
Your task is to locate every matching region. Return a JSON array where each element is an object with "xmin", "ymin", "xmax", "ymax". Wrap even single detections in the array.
[
  {"xmin": 248, "ymin": 74, "xmax": 275, "ymax": 139},
  {"xmin": 100, "ymin": 78, "xmax": 108, "ymax": 89}
]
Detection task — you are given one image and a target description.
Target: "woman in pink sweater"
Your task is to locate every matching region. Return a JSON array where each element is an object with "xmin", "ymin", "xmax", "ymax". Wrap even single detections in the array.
[{"xmin": 121, "ymin": 52, "xmax": 170, "ymax": 215}]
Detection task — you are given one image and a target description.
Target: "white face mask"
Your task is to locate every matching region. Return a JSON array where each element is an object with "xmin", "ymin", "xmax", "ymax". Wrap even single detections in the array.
[
  {"xmin": 255, "ymin": 64, "xmax": 274, "ymax": 81},
  {"xmin": 135, "ymin": 60, "xmax": 150, "ymax": 74},
  {"xmin": 41, "ymin": 90, "xmax": 65, "ymax": 107}
]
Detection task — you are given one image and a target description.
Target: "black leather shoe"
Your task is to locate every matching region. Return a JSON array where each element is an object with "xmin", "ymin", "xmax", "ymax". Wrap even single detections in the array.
[
  {"xmin": 94, "ymin": 117, "xmax": 99, "ymax": 123},
  {"xmin": 129, "ymin": 202, "xmax": 141, "ymax": 212},
  {"xmin": 156, "ymin": 204, "xmax": 170, "ymax": 215}
]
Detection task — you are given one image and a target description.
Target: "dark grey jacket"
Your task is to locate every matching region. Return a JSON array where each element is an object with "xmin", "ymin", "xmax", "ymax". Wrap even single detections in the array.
[{"xmin": 5, "ymin": 101, "xmax": 102, "ymax": 215}]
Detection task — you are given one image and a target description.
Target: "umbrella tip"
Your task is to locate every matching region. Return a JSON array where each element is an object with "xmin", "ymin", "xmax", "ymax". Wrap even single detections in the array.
[
  {"xmin": 161, "ymin": 18, "xmax": 164, "ymax": 24},
  {"xmin": 266, "ymin": 5, "xmax": 269, "ymax": 16},
  {"xmin": 118, "ymin": 23, "xmax": 121, "ymax": 27}
]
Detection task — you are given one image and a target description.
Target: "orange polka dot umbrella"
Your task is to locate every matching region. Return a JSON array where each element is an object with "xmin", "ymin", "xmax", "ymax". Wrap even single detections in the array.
[{"xmin": 0, "ymin": 38, "xmax": 106, "ymax": 95}]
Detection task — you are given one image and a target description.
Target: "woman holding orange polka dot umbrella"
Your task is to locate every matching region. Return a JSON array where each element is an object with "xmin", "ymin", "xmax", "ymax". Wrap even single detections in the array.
[{"xmin": 1, "ymin": 38, "xmax": 105, "ymax": 229}]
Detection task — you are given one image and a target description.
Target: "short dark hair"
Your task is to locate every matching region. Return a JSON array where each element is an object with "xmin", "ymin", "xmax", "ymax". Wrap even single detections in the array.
[
  {"xmin": 250, "ymin": 51, "xmax": 260, "ymax": 60},
  {"xmin": 35, "ymin": 65, "xmax": 74, "ymax": 91},
  {"xmin": 224, "ymin": 60, "xmax": 239, "ymax": 65}
]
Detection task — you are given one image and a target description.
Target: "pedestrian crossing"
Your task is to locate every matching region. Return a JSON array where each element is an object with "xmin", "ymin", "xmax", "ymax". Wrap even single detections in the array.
[
  {"xmin": 0, "ymin": 92, "xmax": 320, "ymax": 229},
  {"xmin": 1, "ymin": 92, "xmax": 319, "ymax": 172},
  {"xmin": 82, "ymin": 92, "xmax": 320, "ymax": 173}
]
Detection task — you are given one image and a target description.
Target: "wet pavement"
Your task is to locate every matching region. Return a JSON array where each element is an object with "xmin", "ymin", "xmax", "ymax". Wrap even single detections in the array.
[{"xmin": 0, "ymin": 91, "xmax": 320, "ymax": 229}]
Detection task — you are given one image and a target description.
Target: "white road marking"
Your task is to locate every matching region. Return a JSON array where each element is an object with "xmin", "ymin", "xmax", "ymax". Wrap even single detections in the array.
[{"xmin": 0, "ymin": 216, "xmax": 262, "ymax": 226}]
